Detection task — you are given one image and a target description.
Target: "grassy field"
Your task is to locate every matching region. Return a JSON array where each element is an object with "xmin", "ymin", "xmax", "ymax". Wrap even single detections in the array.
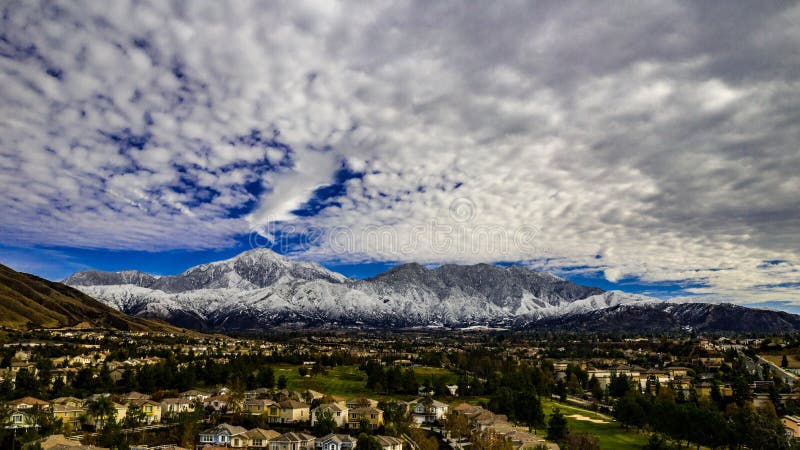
[
  {"xmin": 761, "ymin": 353, "xmax": 800, "ymax": 369},
  {"xmin": 273, "ymin": 364, "xmax": 456, "ymax": 401},
  {"xmin": 540, "ymin": 399, "xmax": 649, "ymax": 450}
]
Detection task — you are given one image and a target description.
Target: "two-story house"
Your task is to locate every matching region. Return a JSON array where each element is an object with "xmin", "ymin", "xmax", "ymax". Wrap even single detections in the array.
[
  {"xmin": 311, "ymin": 402, "xmax": 348, "ymax": 428},
  {"xmin": 9, "ymin": 396, "xmax": 51, "ymax": 412},
  {"xmin": 198, "ymin": 423, "xmax": 248, "ymax": 448},
  {"xmin": 314, "ymin": 433, "xmax": 357, "ymax": 450},
  {"xmin": 348, "ymin": 406, "xmax": 384, "ymax": 430},
  {"xmin": 51, "ymin": 403, "xmax": 85, "ymax": 432},
  {"xmin": 161, "ymin": 397, "xmax": 195, "ymax": 417},
  {"xmin": 129, "ymin": 399, "xmax": 161, "ymax": 424},
  {"xmin": 268, "ymin": 431, "xmax": 316, "ymax": 450},
  {"xmin": 411, "ymin": 399, "xmax": 448, "ymax": 424},
  {"xmin": 244, "ymin": 398, "xmax": 278, "ymax": 416},
  {"xmin": 374, "ymin": 436, "xmax": 404, "ymax": 450},
  {"xmin": 232, "ymin": 428, "xmax": 281, "ymax": 448},
  {"xmin": 279, "ymin": 400, "xmax": 310, "ymax": 424}
]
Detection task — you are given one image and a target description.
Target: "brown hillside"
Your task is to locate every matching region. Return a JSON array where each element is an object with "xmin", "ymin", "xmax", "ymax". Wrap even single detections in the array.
[{"xmin": 0, "ymin": 263, "xmax": 181, "ymax": 332}]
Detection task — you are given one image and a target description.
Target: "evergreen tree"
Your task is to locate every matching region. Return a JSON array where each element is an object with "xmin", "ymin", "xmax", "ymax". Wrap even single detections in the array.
[{"xmin": 547, "ymin": 408, "xmax": 568, "ymax": 441}]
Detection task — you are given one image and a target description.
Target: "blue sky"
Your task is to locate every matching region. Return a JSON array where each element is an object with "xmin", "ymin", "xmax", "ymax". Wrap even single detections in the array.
[{"xmin": 1, "ymin": 1, "xmax": 799, "ymax": 310}]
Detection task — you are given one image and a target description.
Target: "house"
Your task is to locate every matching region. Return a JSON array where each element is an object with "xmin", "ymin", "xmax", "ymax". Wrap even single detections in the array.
[
  {"xmin": 783, "ymin": 415, "xmax": 800, "ymax": 440},
  {"xmin": 180, "ymin": 389, "xmax": 211, "ymax": 402},
  {"xmin": 586, "ymin": 368, "xmax": 612, "ymax": 389},
  {"xmin": 198, "ymin": 423, "xmax": 248, "ymax": 447},
  {"xmin": 411, "ymin": 399, "xmax": 448, "ymax": 424},
  {"xmin": 129, "ymin": 399, "xmax": 161, "ymax": 424},
  {"xmin": 451, "ymin": 403, "xmax": 482, "ymax": 417},
  {"xmin": 9, "ymin": 396, "xmax": 51, "ymax": 411},
  {"xmin": 70, "ymin": 354, "xmax": 94, "ymax": 366},
  {"xmin": 10, "ymin": 361, "xmax": 37, "ymax": 375},
  {"xmin": 6, "ymin": 410, "xmax": 36, "ymax": 430},
  {"xmin": 162, "ymin": 397, "xmax": 195, "ymax": 417},
  {"xmin": 303, "ymin": 389, "xmax": 325, "ymax": 403},
  {"xmin": 311, "ymin": 403, "xmax": 349, "ymax": 428},
  {"xmin": 268, "ymin": 432, "xmax": 316, "ymax": 450},
  {"xmin": 109, "ymin": 367, "xmax": 126, "ymax": 383},
  {"xmin": 279, "ymin": 400, "xmax": 310, "ymax": 424},
  {"xmin": 348, "ymin": 406, "xmax": 384, "ymax": 430},
  {"xmin": 245, "ymin": 388, "xmax": 272, "ymax": 399},
  {"xmin": 666, "ymin": 366, "xmax": 690, "ymax": 378},
  {"xmin": 694, "ymin": 381, "xmax": 714, "ymax": 400},
  {"xmin": 121, "ymin": 391, "xmax": 151, "ymax": 403},
  {"xmin": 52, "ymin": 397, "xmax": 84, "ymax": 408},
  {"xmin": 244, "ymin": 398, "xmax": 278, "ymax": 416},
  {"xmin": 51, "ymin": 403, "xmax": 85, "ymax": 432},
  {"xmin": 206, "ymin": 394, "xmax": 231, "ymax": 412},
  {"xmin": 314, "ymin": 434, "xmax": 357, "ymax": 450},
  {"xmin": 374, "ymin": 436, "xmax": 403, "ymax": 450},
  {"xmin": 234, "ymin": 428, "xmax": 281, "ymax": 448},
  {"xmin": 639, "ymin": 370, "xmax": 671, "ymax": 392},
  {"xmin": 345, "ymin": 397, "xmax": 378, "ymax": 409}
]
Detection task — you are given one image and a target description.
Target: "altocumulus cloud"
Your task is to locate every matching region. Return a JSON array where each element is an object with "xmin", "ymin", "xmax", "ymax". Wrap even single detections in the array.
[{"xmin": 0, "ymin": 0, "xmax": 799, "ymax": 305}]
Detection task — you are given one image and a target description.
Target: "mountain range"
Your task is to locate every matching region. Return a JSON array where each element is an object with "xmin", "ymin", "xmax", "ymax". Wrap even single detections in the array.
[{"xmin": 59, "ymin": 248, "xmax": 800, "ymax": 333}]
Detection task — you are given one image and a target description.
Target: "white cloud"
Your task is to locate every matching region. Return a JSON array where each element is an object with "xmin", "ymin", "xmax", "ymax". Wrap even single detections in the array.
[{"xmin": 0, "ymin": 0, "xmax": 798, "ymax": 305}]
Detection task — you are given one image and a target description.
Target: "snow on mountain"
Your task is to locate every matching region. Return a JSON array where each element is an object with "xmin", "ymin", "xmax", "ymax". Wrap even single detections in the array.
[{"xmin": 65, "ymin": 248, "xmax": 650, "ymax": 330}]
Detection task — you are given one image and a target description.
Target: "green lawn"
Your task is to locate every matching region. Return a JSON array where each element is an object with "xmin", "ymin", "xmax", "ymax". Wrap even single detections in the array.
[
  {"xmin": 274, "ymin": 364, "xmax": 369, "ymax": 398},
  {"xmin": 272, "ymin": 364, "xmax": 457, "ymax": 401},
  {"xmin": 541, "ymin": 399, "xmax": 649, "ymax": 450}
]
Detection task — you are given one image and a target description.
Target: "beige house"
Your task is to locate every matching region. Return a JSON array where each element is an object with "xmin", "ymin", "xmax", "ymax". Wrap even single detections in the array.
[
  {"xmin": 279, "ymin": 400, "xmax": 310, "ymax": 423},
  {"xmin": 269, "ymin": 431, "xmax": 315, "ymax": 450},
  {"xmin": 231, "ymin": 428, "xmax": 281, "ymax": 448},
  {"xmin": 784, "ymin": 415, "xmax": 800, "ymax": 440},
  {"xmin": 161, "ymin": 397, "xmax": 195, "ymax": 417},
  {"xmin": 311, "ymin": 402, "xmax": 348, "ymax": 428},
  {"xmin": 374, "ymin": 435, "xmax": 403, "ymax": 450}
]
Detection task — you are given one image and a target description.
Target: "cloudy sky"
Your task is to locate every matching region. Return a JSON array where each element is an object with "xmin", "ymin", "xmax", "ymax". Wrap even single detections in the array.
[{"xmin": 1, "ymin": 0, "xmax": 799, "ymax": 309}]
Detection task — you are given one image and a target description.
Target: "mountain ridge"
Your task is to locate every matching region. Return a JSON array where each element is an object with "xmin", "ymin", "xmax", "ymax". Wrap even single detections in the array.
[{"xmin": 61, "ymin": 249, "xmax": 800, "ymax": 333}]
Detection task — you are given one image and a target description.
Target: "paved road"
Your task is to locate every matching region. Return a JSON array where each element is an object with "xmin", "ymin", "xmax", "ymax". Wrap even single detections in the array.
[{"xmin": 756, "ymin": 354, "xmax": 798, "ymax": 386}]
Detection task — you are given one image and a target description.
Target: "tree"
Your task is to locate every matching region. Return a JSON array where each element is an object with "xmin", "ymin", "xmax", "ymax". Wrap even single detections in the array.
[
  {"xmin": 470, "ymin": 429, "xmax": 514, "ymax": 450},
  {"xmin": 314, "ymin": 409, "xmax": 336, "ymax": 436},
  {"xmin": 409, "ymin": 427, "xmax": 439, "ymax": 450},
  {"xmin": 13, "ymin": 368, "xmax": 41, "ymax": 398},
  {"xmin": 257, "ymin": 366, "xmax": 275, "ymax": 389},
  {"xmin": 277, "ymin": 375, "xmax": 288, "ymax": 389},
  {"xmin": 609, "ymin": 374, "xmax": 631, "ymax": 398},
  {"xmin": 123, "ymin": 404, "xmax": 146, "ymax": 428},
  {"xmin": 615, "ymin": 392, "xmax": 646, "ymax": 430},
  {"xmin": 515, "ymin": 389, "xmax": 545, "ymax": 433},
  {"xmin": 565, "ymin": 431, "xmax": 600, "ymax": 450},
  {"xmin": 445, "ymin": 411, "xmax": 470, "ymax": 441},
  {"xmin": 782, "ymin": 354, "xmax": 789, "ymax": 368},
  {"xmin": 642, "ymin": 434, "xmax": 675, "ymax": 450},
  {"xmin": 547, "ymin": 408, "xmax": 568, "ymax": 442},
  {"xmin": 86, "ymin": 396, "xmax": 116, "ymax": 430},
  {"xmin": 356, "ymin": 434, "xmax": 383, "ymax": 450}
]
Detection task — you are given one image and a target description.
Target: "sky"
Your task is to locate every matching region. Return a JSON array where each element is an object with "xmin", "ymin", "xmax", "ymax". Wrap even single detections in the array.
[{"xmin": 0, "ymin": 1, "xmax": 799, "ymax": 310}]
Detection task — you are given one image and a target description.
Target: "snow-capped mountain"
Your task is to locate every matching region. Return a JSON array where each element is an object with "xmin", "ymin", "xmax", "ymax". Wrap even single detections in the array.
[
  {"xmin": 64, "ymin": 248, "xmax": 800, "ymax": 333},
  {"xmin": 64, "ymin": 248, "xmax": 650, "ymax": 330}
]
